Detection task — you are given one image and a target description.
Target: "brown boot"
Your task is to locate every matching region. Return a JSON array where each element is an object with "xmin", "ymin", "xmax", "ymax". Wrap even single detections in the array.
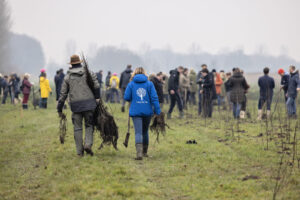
[
  {"xmin": 143, "ymin": 144, "xmax": 149, "ymax": 157},
  {"xmin": 135, "ymin": 144, "xmax": 143, "ymax": 160}
]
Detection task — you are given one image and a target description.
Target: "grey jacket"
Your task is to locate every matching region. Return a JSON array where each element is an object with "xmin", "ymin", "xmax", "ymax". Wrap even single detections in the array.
[{"xmin": 57, "ymin": 66, "xmax": 100, "ymax": 113}]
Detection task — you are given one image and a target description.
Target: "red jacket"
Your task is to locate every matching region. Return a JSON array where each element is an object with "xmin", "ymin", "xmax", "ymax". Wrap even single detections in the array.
[
  {"xmin": 22, "ymin": 78, "xmax": 32, "ymax": 95},
  {"xmin": 215, "ymin": 73, "xmax": 223, "ymax": 94}
]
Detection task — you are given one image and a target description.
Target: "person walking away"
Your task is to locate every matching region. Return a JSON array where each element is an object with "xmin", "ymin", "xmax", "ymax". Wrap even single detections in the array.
[
  {"xmin": 150, "ymin": 72, "xmax": 164, "ymax": 106},
  {"xmin": 189, "ymin": 69, "xmax": 197, "ymax": 105},
  {"xmin": 110, "ymin": 73, "xmax": 120, "ymax": 103},
  {"xmin": 21, "ymin": 73, "xmax": 32, "ymax": 109},
  {"xmin": 1, "ymin": 76, "xmax": 10, "ymax": 104},
  {"xmin": 212, "ymin": 69, "xmax": 223, "ymax": 110},
  {"xmin": 119, "ymin": 65, "xmax": 133, "ymax": 112},
  {"xmin": 179, "ymin": 68, "xmax": 190, "ymax": 109},
  {"xmin": 286, "ymin": 65, "xmax": 300, "ymax": 118},
  {"xmin": 162, "ymin": 74, "xmax": 169, "ymax": 105},
  {"xmin": 54, "ymin": 69, "xmax": 65, "ymax": 102},
  {"xmin": 96, "ymin": 70, "xmax": 103, "ymax": 98},
  {"xmin": 229, "ymin": 68, "xmax": 249, "ymax": 119},
  {"xmin": 224, "ymin": 72, "xmax": 232, "ymax": 110},
  {"xmin": 12, "ymin": 74, "xmax": 21, "ymax": 104},
  {"xmin": 39, "ymin": 71, "xmax": 52, "ymax": 108},
  {"xmin": 167, "ymin": 66, "xmax": 184, "ymax": 119},
  {"xmin": 57, "ymin": 54, "xmax": 100, "ymax": 156},
  {"xmin": 124, "ymin": 67, "xmax": 161, "ymax": 160},
  {"xmin": 200, "ymin": 69, "xmax": 214, "ymax": 118},
  {"xmin": 278, "ymin": 68, "xmax": 290, "ymax": 102},
  {"xmin": 257, "ymin": 67, "xmax": 275, "ymax": 120},
  {"xmin": 105, "ymin": 71, "xmax": 111, "ymax": 102}
]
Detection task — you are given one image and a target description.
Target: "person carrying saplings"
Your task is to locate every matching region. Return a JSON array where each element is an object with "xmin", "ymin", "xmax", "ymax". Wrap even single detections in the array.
[
  {"xmin": 124, "ymin": 67, "xmax": 161, "ymax": 160},
  {"xmin": 57, "ymin": 54, "xmax": 100, "ymax": 157}
]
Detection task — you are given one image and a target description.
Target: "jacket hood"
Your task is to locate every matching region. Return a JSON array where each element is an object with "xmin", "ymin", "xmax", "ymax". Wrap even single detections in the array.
[
  {"xmin": 169, "ymin": 69, "xmax": 178, "ymax": 75},
  {"xmin": 291, "ymin": 70, "xmax": 299, "ymax": 77},
  {"xmin": 125, "ymin": 68, "xmax": 132, "ymax": 73},
  {"xmin": 68, "ymin": 67, "xmax": 84, "ymax": 75},
  {"xmin": 133, "ymin": 74, "xmax": 148, "ymax": 83}
]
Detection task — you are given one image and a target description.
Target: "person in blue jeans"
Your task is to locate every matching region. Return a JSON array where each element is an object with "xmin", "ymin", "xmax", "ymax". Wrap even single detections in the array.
[
  {"xmin": 124, "ymin": 67, "xmax": 161, "ymax": 160},
  {"xmin": 286, "ymin": 65, "xmax": 300, "ymax": 118}
]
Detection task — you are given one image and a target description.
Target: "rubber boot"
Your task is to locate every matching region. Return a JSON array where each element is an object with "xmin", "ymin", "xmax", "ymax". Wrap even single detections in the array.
[
  {"xmin": 257, "ymin": 109, "xmax": 262, "ymax": 120},
  {"xmin": 240, "ymin": 111, "xmax": 245, "ymax": 119},
  {"xmin": 143, "ymin": 144, "xmax": 148, "ymax": 157},
  {"xmin": 179, "ymin": 111, "xmax": 184, "ymax": 119},
  {"xmin": 135, "ymin": 144, "xmax": 143, "ymax": 160},
  {"xmin": 167, "ymin": 113, "xmax": 171, "ymax": 119}
]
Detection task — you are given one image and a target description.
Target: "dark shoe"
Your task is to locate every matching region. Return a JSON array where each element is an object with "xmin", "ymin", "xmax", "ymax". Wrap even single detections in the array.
[
  {"xmin": 135, "ymin": 144, "xmax": 143, "ymax": 160},
  {"xmin": 121, "ymin": 106, "xmax": 125, "ymax": 112},
  {"xmin": 84, "ymin": 146, "xmax": 94, "ymax": 156},
  {"xmin": 143, "ymin": 144, "xmax": 149, "ymax": 157}
]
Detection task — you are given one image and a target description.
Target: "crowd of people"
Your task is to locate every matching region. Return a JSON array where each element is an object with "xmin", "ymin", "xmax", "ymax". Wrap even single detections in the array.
[{"xmin": 1, "ymin": 54, "xmax": 300, "ymax": 158}]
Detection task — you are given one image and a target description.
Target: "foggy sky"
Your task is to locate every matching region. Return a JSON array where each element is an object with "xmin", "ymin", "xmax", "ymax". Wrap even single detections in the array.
[{"xmin": 9, "ymin": 0, "xmax": 300, "ymax": 65}]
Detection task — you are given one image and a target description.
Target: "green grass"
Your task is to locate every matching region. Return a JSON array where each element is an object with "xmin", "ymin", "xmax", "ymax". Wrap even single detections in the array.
[{"xmin": 0, "ymin": 97, "xmax": 299, "ymax": 200}]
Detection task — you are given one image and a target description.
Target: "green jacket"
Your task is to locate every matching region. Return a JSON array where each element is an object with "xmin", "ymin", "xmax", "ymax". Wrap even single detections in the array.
[
  {"xmin": 189, "ymin": 70, "xmax": 197, "ymax": 93},
  {"xmin": 57, "ymin": 66, "xmax": 100, "ymax": 113}
]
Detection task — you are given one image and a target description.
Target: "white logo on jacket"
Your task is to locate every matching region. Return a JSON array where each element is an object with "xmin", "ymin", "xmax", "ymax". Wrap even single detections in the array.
[{"xmin": 136, "ymin": 88, "xmax": 146, "ymax": 101}]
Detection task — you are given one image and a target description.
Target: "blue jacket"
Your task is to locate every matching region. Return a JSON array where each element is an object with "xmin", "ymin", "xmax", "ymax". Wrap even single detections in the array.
[
  {"xmin": 287, "ymin": 71, "xmax": 300, "ymax": 99},
  {"xmin": 124, "ymin": 74, "xmax": 161, "ymax": 117},
  {"xmin": 258, "ymin": 75, "xmax": 275, "ymax": 99}
]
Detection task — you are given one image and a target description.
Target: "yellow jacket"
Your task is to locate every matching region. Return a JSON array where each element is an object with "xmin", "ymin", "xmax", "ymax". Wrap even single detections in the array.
[
  {"xmin": 110, "ymin": 75, "xmax": 120, "ymax": 89},
  {"xmin": 40, "ymin": 76, "xmax": 52, "ymax": 98}
]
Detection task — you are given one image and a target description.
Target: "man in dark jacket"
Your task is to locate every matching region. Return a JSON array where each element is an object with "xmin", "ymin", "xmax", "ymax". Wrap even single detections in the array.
[
  {"xmin": 96, "ymin": 70, "xmax": 103, "ymax": 98},
  {"xmin": 257, "ymin": 67, "xmax": 275, "ymax": 119},
  {"xmin": 150, "ymin": 72, "xmax": 164, "ymax": 105},
  {"xmin": 168, "ymin": 66, "xmax": 184, "ymax": 119},
  {"xmin": 57, "ymin": 55, "xmax": 100, "ymax": 157},
  {"xmin": 200, "ymin": 68, "xmax": 214, "ymax": 118},
  {"xmin": 119, "ymin": 65, "xmax": 132, "ymax": 112},
  {"xmin": 286, "ymin": 65, "xmax": 300, "ymax": 118},
  {"xmin": 54, "ymin": 69, "xmax": 65, "ymax": 101},
  {"xmin": 0, "ymin": 74, "xmax": 3, "ymax": 97},
  {"xmin": 105, "ymin": 71, "xmax": 111, "ymax": 103},
  {"xmin": 278, "ymin": 68, "xmax": 290, "ymax": 102}
]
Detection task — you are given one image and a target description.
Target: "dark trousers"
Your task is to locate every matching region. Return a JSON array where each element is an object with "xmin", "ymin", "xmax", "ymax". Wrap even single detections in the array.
[
  {"xmin": 121, "ymin": 88, "xmax": 126, "ymax": 107},
  {"xmin": 198, "ymin": 92, "xmax": 202, "ymax": 114},
  {"xmin": 110, "ymin": 88, "xmax": 120, "ymax": 103},
  {"xmin": 2, "ymin": 91, "xmax": 8, "ymax": 104},
  {"xmin": 105, "ymin": 88, "xmax": 110, "ymax": 103},
  {"xmin": 168, "ymin": 91, "xmax": 183, "ymax": 114},
  {"xmin": 258, "ymin": 96, "xmax": 272, "ymax": 110},
  {"xmin": 203, "ymin": 96, "xmax": 213, "ymax": 118},
  {"xmin": 39, "ymin": 98, "xmax": 48, "ymax": 109},
  {"xmin": 72, "ymin": 111, "xmax": 94, "ymax": 155}
]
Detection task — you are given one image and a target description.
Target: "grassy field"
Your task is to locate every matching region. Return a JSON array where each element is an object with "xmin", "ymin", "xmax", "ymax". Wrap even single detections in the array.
[{"xmin": 0, "ymin": 96, "xmax": 299, "ymax": 200}]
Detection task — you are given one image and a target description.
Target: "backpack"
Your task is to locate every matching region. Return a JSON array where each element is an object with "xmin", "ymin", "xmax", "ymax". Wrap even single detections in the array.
[{"xmin": 111, "ymin": 78, "xmax": 117, "ymax": 88}]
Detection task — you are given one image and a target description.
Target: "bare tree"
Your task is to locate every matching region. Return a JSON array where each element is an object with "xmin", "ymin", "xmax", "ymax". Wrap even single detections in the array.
[{"xmin": 0, "ymin": 0, "xmax": 11, "ymax": 73}]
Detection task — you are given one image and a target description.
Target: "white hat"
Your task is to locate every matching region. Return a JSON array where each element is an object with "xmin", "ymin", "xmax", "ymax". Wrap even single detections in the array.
[{"xmin": 24, "ymin": 73, "xmax": 30, "ymax": 78}]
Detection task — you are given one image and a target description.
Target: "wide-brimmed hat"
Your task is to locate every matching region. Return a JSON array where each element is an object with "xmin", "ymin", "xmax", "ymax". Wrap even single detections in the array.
[{"xmin": 68, "ymin": 54, "xmax": 82, "ymax": 65}]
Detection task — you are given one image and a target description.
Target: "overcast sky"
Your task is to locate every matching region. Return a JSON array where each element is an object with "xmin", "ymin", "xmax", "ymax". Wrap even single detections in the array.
[{"xmin": 9, "ymin": 0, "xmax": 300, "ymax": 64}]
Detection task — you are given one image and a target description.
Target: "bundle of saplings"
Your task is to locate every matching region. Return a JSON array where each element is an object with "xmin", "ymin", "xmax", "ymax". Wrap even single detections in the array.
[
  {"xmin": 59, "ymin": 113, "xmax": 67, "ymax": 144},
  {"xmin": 150, "ymin": 112, "xmax": 169, "ymax": 143},
  {"xmin": 82, "ymin": 55, "xmax": 119, "ymax": 150}
]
